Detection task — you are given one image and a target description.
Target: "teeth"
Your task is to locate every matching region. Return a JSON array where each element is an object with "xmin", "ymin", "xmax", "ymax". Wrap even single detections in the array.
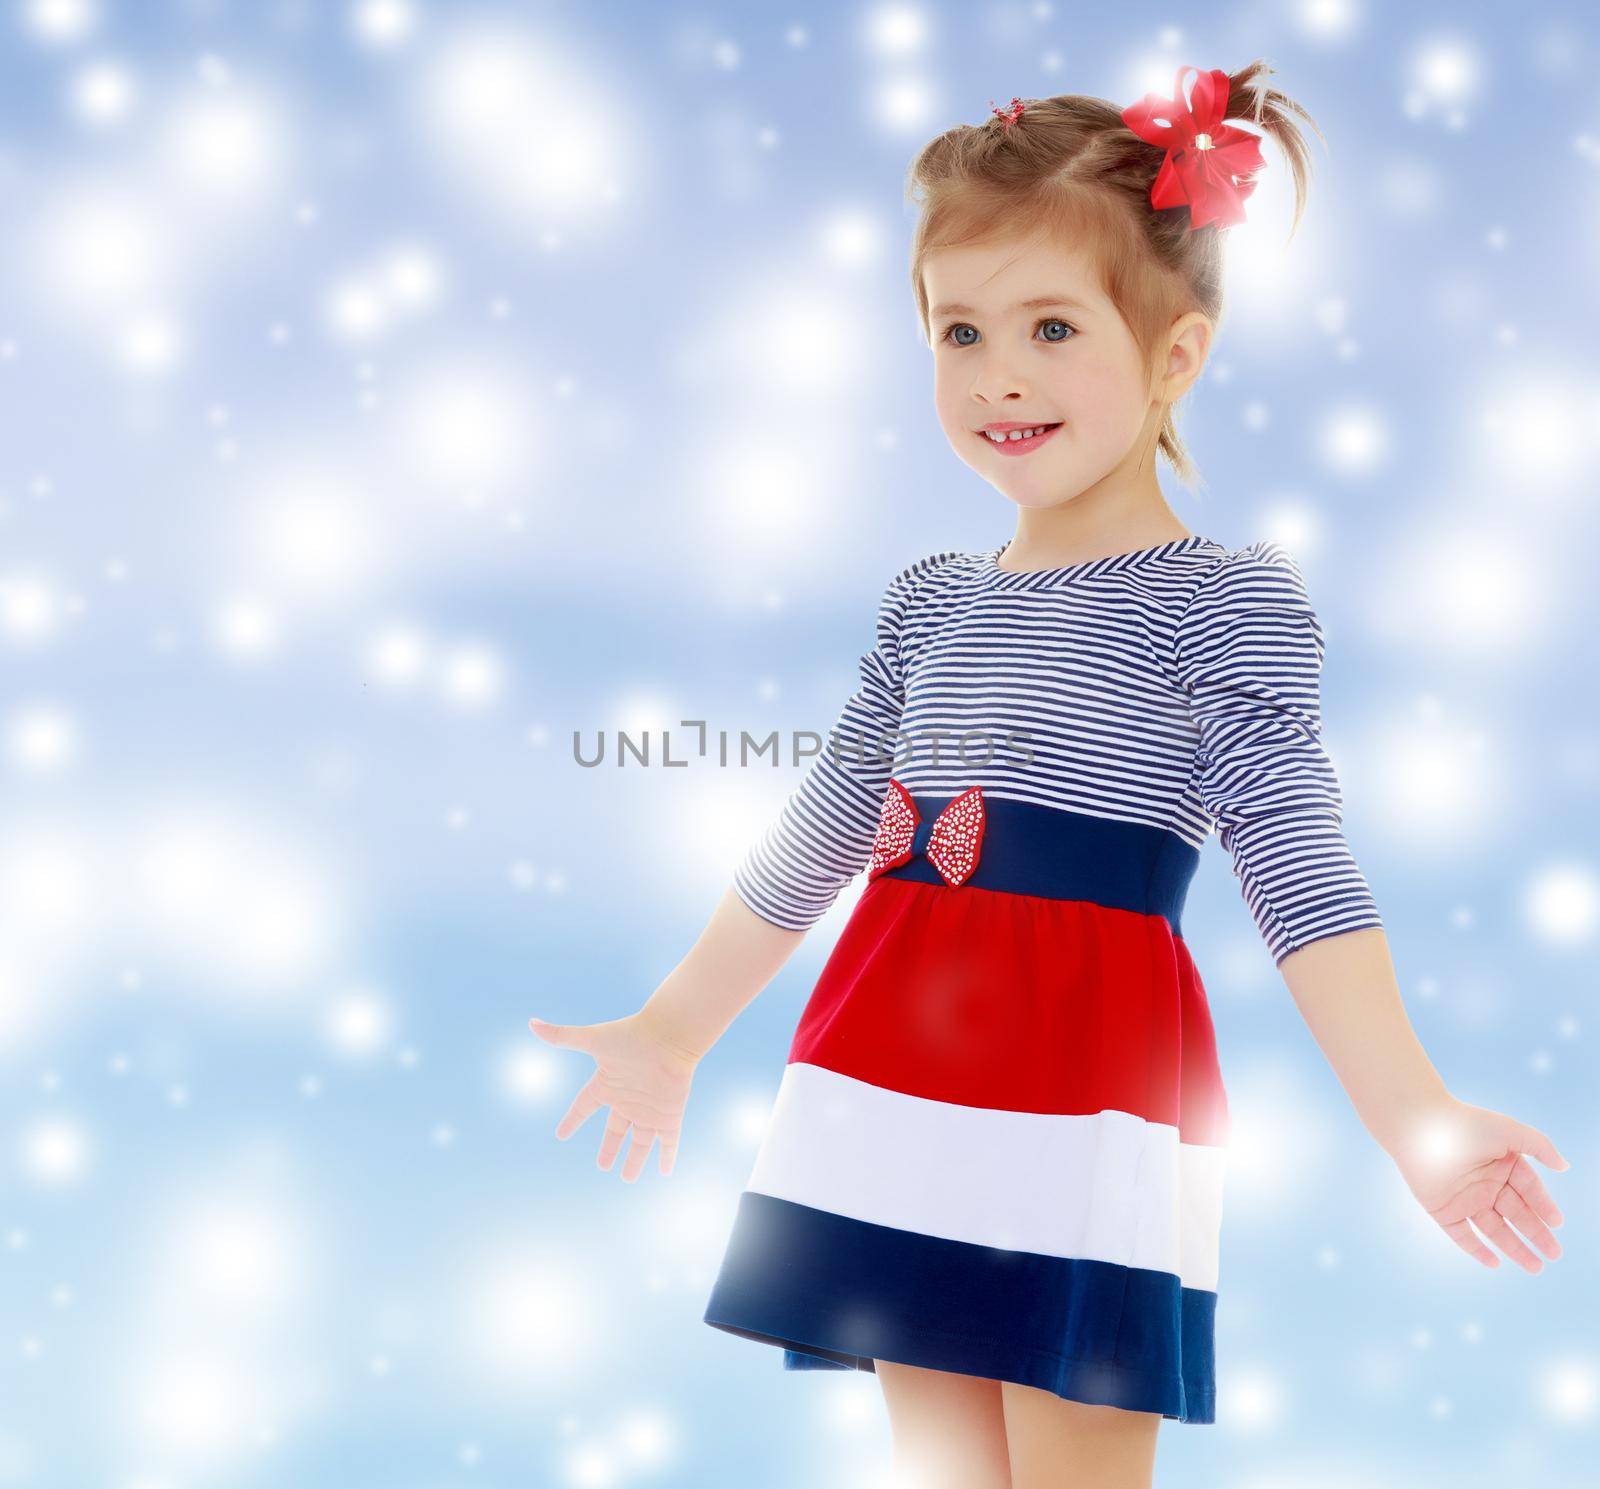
[{"xmin": 985, "ymin": 425, "xmax": 1054, "ymax": 442}]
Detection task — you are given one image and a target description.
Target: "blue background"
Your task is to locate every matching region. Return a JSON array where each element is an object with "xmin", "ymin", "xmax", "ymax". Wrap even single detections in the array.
[{"xmin": 0, "ymin": 1, "xmax": 1596, "ymax": 1485}]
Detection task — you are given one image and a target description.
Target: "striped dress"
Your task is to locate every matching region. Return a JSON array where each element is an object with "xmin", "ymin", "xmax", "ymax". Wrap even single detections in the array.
[{"xmin": 701, "ymin": 534, "xmax": 1383, "ymax": 1424}]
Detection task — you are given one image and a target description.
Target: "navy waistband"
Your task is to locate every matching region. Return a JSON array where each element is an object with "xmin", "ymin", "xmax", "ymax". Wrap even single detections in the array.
[{"xmin": 877, "ymin": 791, "xmax": 1198, "ymax": 935}]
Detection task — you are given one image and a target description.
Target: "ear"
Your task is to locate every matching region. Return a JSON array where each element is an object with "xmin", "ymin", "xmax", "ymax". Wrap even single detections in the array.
[{"xmin": 1159, "ymin": 311, "xmax": 1213, "ymax": 402}]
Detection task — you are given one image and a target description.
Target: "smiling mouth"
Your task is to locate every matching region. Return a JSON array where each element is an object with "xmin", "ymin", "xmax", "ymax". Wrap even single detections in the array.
[
  {"xmin": 979, "ymin": 422, "xmax": 1061, "ymax": 438},
  {"xmin": 976, "ymin": 422, "xmax": 1063, "ymax": 451}
]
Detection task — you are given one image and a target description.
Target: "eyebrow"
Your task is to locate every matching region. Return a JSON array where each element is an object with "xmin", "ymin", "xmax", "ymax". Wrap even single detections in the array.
[{"xmin": 930, "ymin": 294, "xmax": 1092, "ymax": 319}]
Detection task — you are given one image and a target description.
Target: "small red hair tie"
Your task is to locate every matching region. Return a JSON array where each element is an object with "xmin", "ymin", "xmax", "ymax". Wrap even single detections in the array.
[
  {"xmin": 988, "ymin": 96, "xmax": 1025, "ymax": 134},
  {"xmin": 1120, "ymin": 66, "xmax": 1265, "ymax": 231}
]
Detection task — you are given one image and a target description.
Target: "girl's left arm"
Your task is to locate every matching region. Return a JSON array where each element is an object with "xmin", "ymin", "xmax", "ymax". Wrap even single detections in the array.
[
  {"xmin": 1277, "ymin": 925, "xmax": 1446, "ymax": 1149},
  {"xmin": 1280, "ymin": 926, "xmax": 1569, "ymax": 1274},
  {"xmin": 1177, "ymin": 542, "xmax": 1571, "ymax": 1272}
]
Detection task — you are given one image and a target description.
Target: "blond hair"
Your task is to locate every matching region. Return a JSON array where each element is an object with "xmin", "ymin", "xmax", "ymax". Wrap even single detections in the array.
[{"xmin": 906, "ymin": 60, "xmax": 1323, "ymax": 489}]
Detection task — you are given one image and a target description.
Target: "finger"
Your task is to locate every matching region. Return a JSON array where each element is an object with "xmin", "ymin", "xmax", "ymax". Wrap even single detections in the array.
[
  {"xmin": 529, "ymin": 1017, "xmax": 587, "ymax": 1050},
  {"xmin": 1495, "ymin": 1184, "xmax": 1562, "ymax": 1261},
  {"xmin": 1509, "ymin": 1155, "xmax": 1566, "ymax": 1230},
  {"xmin": 622, "ymin": 1127, "xmax": 657, "ymax": 1183},
  {"xmin": 1438, "ymin": 1216, "xmax": 1499, "ymax": 1268},
  {"xmin": 554, "ymin": 1079, "xmax": 603, "ymax": 1140},
  {"xmin": 1512, "ymin": 1122, "xmax": 1569, "ymax": 1171},
  {"xmin": 657, "ymin": 1126, "xmax": 680, "ymax": 1178},
  {"xmin": 1472, "ymin": 1206, "xmax": 1544, "ymax": 1274},
  {"xmin": 596, "ymin": 1108, "xmax": 631, "ymax": 1171}
]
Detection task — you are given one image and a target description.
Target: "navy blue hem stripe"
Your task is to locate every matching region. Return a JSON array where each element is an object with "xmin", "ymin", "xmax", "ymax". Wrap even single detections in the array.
[{"xmin": 703, "ymin": 1191, "xmax": 1216, "ymax": 1425}]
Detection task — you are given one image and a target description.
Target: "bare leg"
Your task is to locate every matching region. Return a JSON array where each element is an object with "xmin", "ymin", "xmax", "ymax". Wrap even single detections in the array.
[
  {"xmin": 1001, "ymin": 1381, "xmax": 1160, "ymax": 1489},
  {"xmin": 875, "ymin": 1358, "xmax": 1012, "ymax": 1489}
]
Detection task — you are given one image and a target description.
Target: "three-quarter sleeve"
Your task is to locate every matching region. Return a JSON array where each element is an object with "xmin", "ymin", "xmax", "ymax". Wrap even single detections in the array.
[
  {"xmin": 1175, "ymin": 540, "xmax": 1384, "ymax": 964},
  {"xmin": 733, "ymin": 551, "xmax": 956, "ymax": 932}
]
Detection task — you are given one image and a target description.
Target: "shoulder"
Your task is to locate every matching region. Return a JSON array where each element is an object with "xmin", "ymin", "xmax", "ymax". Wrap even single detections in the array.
[
  {"xmin": 885, "ymin": 547, "xmax": 973, "ymax": 591},
  {"xmin": 1174, "ymin": 539, "xmax": 1325, "ymax": 677},
  {"xmin": 1181, "ymin": 537, "xmax": 1314, "ymax": 619},
  {"xmin": 877, "ymin": 547, "xmax": 975, "ymax": 615}
]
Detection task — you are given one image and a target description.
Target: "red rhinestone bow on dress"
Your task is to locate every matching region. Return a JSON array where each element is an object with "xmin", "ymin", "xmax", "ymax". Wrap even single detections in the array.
[{"xmin": 867, "ymin": 779, "xmax": 986, "ymax": 888}]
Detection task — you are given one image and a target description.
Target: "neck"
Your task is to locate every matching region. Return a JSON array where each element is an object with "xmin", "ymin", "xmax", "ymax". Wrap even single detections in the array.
[{"xmin": 998, "ymin": 424, "xmax": 1190, "ymax": 569}]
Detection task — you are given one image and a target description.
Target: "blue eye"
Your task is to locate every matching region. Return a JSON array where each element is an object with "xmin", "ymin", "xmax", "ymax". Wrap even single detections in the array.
[{"xmin": 938, "ymin": 317, "xmax": 1077, "ymax": 347}]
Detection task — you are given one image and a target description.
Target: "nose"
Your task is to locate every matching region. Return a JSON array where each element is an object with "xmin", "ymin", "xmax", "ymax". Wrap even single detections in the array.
[{"xmin": 968, "ymin": 353, "xmax": 1032, "ymax": 407}]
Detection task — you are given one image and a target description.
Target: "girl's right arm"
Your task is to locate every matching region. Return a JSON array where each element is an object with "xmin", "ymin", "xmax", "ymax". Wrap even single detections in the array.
[
  {"xmin": 529, "ymin": 551, "xmax": 953, "ymax": 1180},
  {"xmin": 636, "ymin": 885, "xmax": 807, "ymax": 1062},
  {"xmin": 526, "ymin": 888, "xmax": 801, "ymax": 1182},
  {"xmin": 650, "ymin": 548, "xmax": 958, "ymax": 1053},
  {"xmin": 526, "ymin": 891, "xmax": 802, "ymax": 1183}
]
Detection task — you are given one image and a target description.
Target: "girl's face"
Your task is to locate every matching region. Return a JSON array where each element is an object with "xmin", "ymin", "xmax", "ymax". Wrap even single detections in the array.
[{"xmin": 923, "ymin": 234, "xmax": 1170, "ymax": 511}]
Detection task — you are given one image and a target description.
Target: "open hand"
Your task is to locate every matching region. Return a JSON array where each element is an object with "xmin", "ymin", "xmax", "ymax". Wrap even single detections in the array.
[
  {"xmin": 1386, "ymin": 1095, "xmax": 1570, "ymax": 1272},
  {"xmin": 527, "ymin": 1008, "xmax": 700, "ymax": 1182}
]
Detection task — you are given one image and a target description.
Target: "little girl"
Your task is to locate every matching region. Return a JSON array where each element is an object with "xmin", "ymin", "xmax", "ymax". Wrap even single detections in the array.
[{"xmin": 530, "ymin": 60, "xmax": 1570, "ymax": 1489}]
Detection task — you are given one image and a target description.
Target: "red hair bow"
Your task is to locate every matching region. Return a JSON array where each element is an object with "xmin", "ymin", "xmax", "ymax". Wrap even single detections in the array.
[
  {"xmin": 867, "ymin": 780, "xmax": 986, "ymax": 888},
  {"xmin": 1120, "ymin": 65, "xmax": 1265, "ymax": 231},
  {"xmin": 989, "ymin": 96, "xmax": 1025, "ymax": 134}
]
